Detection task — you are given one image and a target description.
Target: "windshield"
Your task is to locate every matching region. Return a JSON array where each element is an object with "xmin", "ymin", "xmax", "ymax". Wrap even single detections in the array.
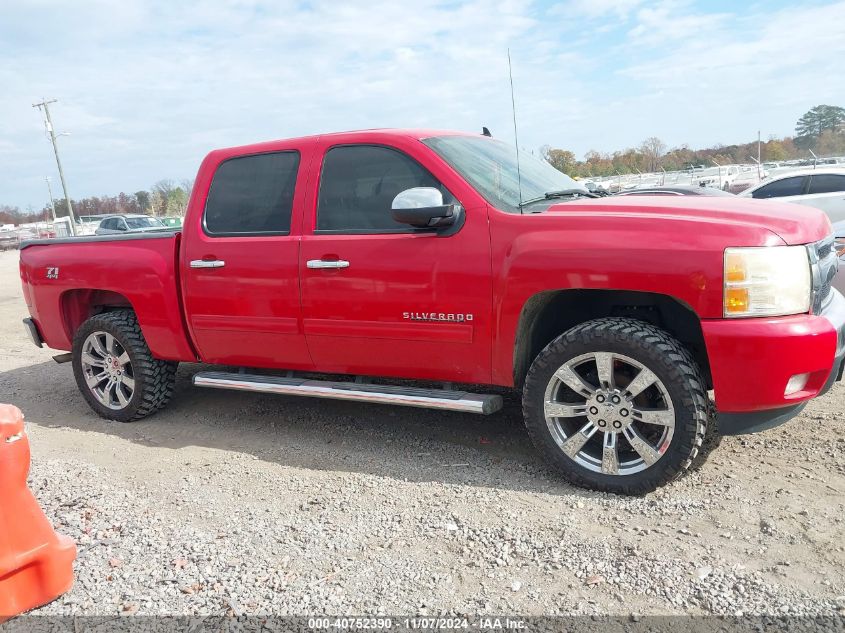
[
  {"xmin": 423, "ymin": 135, "xmax": 585, "ymax": 213},
  {"xmin": 125, "ymin": 216, "xmax": 165, "ymax": 229}
]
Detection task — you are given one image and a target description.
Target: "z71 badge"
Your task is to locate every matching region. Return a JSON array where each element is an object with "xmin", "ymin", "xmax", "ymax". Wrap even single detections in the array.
[{"xmin": 45, "ymin": 267, "xmax": 59, "ymax": 279}]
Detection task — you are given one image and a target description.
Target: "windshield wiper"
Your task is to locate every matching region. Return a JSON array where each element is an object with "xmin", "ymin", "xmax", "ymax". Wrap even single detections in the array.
[{"xmin": 518, "ymin": 188, "xmax": 598, "ymax": 209}]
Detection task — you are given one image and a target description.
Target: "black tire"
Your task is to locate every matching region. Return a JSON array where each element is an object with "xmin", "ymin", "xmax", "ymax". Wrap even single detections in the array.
[
  {"xmin": 690, "ymin": 398, "xmax": 722, "ymax": 472},
  {"xmin": 522, "ymin": 317, "xmax": 708, "ymax": 495},
  {"xmin": 72, "ymin": 310, "xmax": 177, "ymax": 422}
]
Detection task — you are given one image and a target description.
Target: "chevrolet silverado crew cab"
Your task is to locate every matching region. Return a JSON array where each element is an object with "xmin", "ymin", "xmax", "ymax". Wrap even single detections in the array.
[{"xmin": 19, "ymin": 129, "xmax": 845, "ymax": 494}]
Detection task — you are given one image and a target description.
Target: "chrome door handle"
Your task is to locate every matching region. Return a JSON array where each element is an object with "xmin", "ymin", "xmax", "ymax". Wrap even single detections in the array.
[
  {"xmin": 190, "ymin": 259, "xmax": 225, "ymax": 269},
  {"xmin": 307, "ymin": 259, "xmax": 350, "ymax": 269}
]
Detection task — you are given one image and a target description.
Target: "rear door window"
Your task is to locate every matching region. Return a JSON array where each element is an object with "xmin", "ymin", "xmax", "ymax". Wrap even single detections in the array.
[
  {"xmin": 751, "ymin": 176, "xmax": 807, "ymax": 199},
  {"xmin": 204, "ymin": 151, "xmax": 300, "ymax": 236},
  {"xmin": 807, "ymin": 174, "xmax": 845, "ymax": 195}
]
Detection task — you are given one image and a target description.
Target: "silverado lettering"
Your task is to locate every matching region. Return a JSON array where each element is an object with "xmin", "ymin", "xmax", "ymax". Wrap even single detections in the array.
[{"xmin": 403, "ymin": 312, "xmax": 473, "ymax": 322}]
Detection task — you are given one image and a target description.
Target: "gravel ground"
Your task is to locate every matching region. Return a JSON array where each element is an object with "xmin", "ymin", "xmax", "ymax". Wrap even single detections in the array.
[{"xmin": 1, "ymin": 249, "xmax": 844, "ymax": 618}]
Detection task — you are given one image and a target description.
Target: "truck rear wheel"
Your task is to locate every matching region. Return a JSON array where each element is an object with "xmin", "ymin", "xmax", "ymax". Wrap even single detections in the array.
[
  {"xmin": 522, "ymin": 317, "xmax": 707, "ymax": 495},
  {"xmin": 72, "ymin": 310, "xmax": 177, "ymax": 422}
]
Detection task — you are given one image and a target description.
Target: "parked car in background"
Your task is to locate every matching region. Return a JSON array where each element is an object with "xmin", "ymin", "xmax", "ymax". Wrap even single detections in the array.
[
  {"xmin": 697, "ymin": 164, "xmax": 742, "ymax": 191},
  {"xmin": 77, "ymin": 215, "xmax": 107, "ymax": 236},
  {"xmin": 739, "ymin": 168, "xmax": 845, "ymax": 222},
  {"xmin": 615, "ymin": 185, "xmax": 736, "ymax": 197},
  {"xmin": 160, "ymin": 216, "xmax": 184, "ymax": 229},
  {"xmin": 0, "ymin": 230, "xmax": 18, "ymax": 251},
  {"xmin": 728, "ymin": 169, "xmax": 769, "ymax": 194},
  {"xmin": 95, "ymin": 214, "xmax": 167, "ymax": 235}
]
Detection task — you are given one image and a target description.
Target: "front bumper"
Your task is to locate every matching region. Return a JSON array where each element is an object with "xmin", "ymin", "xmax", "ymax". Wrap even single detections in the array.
[{"xmin": 703, "ymin": 288, "xmax": 845, "ymax": 435}]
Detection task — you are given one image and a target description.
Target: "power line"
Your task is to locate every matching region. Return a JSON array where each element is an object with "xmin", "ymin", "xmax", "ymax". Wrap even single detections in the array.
[{"xmin": 32, "ymin": 98, "xmax": 77, "ymax": 235}]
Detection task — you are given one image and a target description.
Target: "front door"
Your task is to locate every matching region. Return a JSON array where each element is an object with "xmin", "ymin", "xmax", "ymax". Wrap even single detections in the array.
[
  {"xmin": 182, "ymin": 145, "xmax": 313, "ymax": 369},
  {"xmin": 299, "ymin": 140, "xmax": 492, "ymax": 383}
]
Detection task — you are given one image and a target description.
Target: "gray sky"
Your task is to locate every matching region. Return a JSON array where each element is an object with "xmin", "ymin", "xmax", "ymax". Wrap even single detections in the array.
[{"xmin": 2, "ymin": 0, "xmax": 844, "ymax": 210}]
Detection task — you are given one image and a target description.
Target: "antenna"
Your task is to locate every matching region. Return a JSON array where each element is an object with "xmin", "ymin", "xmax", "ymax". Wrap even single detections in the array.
[{"xmin": 507, "ymin": 49, "xmax": 524, "ymax": 212}]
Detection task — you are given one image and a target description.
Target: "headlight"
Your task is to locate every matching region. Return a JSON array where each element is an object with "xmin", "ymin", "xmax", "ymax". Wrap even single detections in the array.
[{"xmin": 723, "ymin": 246, "xmax": 811, "ymax": 317}]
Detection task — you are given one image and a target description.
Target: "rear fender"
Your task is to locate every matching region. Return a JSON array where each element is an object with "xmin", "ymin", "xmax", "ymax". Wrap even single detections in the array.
[{"xmin": 19, "ymin": 237, "xmax": 196, "ymax": 361}]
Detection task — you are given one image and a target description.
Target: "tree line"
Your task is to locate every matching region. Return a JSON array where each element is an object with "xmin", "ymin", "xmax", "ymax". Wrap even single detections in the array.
[
  {"xmin": 541, "ymin": 104, "xmax": 845, "ymax": 178},
  {"xmin": 0, "ymin": 179, "xmax": 193, "ymax": 225}
]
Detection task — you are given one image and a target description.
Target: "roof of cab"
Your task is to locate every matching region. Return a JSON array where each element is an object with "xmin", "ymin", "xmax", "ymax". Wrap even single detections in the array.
[{"xmin": 208, "ymin": 128, "xmax": 478, "ymax": 159}]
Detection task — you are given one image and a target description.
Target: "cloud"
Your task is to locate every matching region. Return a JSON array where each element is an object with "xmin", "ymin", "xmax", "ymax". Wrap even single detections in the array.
[
  {"xmin": 627, "ymin": 1, "xmax": 729, "ymax": 47},
  {"xmin": 549, "ymin": 0, "xmax": 643, "ymax": 20},
  {"xmin": 619, "ymin": 1, "xmax": 845, "ymax": 124},
  {"xmin": 0, "ymin": 0, "xmax": 843, "ymax": 209}
]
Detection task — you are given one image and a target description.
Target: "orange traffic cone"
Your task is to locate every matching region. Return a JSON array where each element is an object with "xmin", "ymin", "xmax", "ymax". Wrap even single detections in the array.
[{"xmin": 0, "ymin": 404, "xmax": 76, "ymax": 621}]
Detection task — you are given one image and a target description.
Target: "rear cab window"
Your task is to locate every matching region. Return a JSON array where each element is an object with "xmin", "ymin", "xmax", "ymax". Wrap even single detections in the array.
[{"xmin": 203, "ymin": 151, "xmax": 300, "ymax": 236}]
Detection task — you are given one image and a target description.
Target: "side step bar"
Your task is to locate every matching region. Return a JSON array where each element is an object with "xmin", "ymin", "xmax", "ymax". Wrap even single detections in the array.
[{"xmin": 193, "ymin": 371, "xmax": 503, "ymax": 415}]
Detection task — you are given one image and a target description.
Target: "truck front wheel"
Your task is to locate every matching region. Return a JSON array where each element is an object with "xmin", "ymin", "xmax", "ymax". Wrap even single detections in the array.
[
  {"xmin": 72, "ymin": 310, "xmax": 177, "ymax": 422},
  {"xmin": 522, "ymin": 317, "xmax": 708, "ymax": 495}
]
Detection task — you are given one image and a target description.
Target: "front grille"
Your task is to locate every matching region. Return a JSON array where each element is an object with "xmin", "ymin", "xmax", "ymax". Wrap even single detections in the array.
[
  {"xmin": 819, "ymin": 281, "xmax": 832, "ymax": 307},
  {"xmin": 811, "ymin": 234, "xmax": 838, "ymax": 314},
  {"xmin": 817, "ymin": 240, "xmax": 833, "ymax": 260}
]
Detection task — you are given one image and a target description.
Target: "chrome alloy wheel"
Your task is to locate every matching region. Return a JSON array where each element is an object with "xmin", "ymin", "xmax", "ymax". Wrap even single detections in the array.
[
  {"xmin": 80, "ymin": 331, "xmax": 135, "ymax": 410},
  {"xmin": 543, "ymin": 352, "xmax": 675, "ymax": 476}
]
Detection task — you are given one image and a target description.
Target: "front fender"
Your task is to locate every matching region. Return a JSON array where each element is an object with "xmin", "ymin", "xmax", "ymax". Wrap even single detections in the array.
[{"xmin": 489, "ymin": 209, "xmax": 784, "ymax": 385}]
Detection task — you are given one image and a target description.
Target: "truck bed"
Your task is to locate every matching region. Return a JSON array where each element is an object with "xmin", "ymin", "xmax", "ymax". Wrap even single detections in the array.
[{"xmin": 19, "ymin": 231, "xmax": 196, "ymax": 361}]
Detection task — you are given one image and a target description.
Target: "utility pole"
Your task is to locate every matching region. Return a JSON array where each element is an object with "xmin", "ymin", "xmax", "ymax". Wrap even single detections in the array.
[
  {"xmin": 44, "ymin": 177, "xmax": 57, "ymax": 222},
  {"xmin": 757, "ymin": 130, "xmax": 761, "ymax": 168},
  {"xmin": 32, "ymin": 99, "xmax": 76, "ymax": 235}
]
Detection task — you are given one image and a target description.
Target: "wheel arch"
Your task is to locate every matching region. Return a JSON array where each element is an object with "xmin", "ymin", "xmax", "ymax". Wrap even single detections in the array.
[
  {"xmin": 513, "ymin": 289, "xmax": 711, "ymax": 389},
  {"xmin": 60, "ymin": 288, "xmax": 135, "ymax": 344}
]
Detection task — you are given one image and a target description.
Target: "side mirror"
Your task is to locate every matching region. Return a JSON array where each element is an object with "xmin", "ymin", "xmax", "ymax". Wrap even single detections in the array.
[{"xmin": 391, "ymin": 187, "xmax": 459, "ymax": 229}]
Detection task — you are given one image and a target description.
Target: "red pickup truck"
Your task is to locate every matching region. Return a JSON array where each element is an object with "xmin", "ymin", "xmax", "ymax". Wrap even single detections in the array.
[{"xmin": 19, "ymin": 129, "xmax": 845, "ymax": 494}]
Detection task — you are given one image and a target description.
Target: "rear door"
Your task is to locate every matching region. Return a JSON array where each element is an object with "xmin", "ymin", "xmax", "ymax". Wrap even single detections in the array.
[
  {"xmin": 805, "ymin": 173, "xmax": 845, "ymax": 222},
  {"xmin": 181, "ymin": 142, "xmax": 314, "ymax": 369},
  {"xmin": 298, "ymin": 136, "xmax": 493, "ymax": 383}
]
